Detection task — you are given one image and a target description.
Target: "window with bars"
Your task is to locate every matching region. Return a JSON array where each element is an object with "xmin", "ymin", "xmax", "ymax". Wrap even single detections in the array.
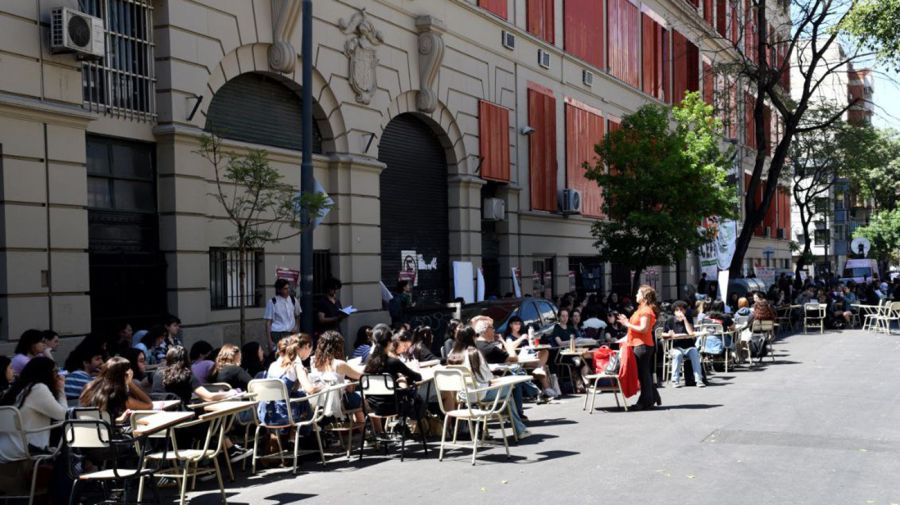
[
  {"xmin": 209, "ymin": 248, "xmax": 265, "ymax": 310},
  {"xmin": 80, "ymin": 0, "xmax": 156, "ymax": 120}
]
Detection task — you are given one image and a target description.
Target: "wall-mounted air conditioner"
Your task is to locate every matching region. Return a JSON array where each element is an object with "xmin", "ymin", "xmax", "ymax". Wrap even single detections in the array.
[
  {"xmin": 558, "ymin": 188, "xmax": 582, "ymax": 215},
  {"xmin": 50, "ymin": 7, "xmax": 104, "ymax": 59},
  {"xmin": 483, "ymin": 197, "xmax": 506, "ymax": 221}
]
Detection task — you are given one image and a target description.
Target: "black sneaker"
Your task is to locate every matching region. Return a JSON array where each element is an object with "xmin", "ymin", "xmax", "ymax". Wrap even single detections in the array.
[{"xmin": 228, "ymin": 446, "xmax": 251, "ymax": 463}]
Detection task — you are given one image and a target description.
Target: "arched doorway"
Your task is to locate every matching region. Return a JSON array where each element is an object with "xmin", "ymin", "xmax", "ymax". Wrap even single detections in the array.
[{"xmin": 379, "ymin": 114, "xmax": 449, "ymax": 303}]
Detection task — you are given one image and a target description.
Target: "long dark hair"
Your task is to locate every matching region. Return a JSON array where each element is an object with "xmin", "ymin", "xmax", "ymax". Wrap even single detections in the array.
[
  {"xmin": 240, "ymin": 342, "xmax": 266, "ymax": 377},
  {"xmin": 0, "ymin": 356, "xmax": 12, "ymax": 392},
  {"xmin": 364, "ymin": 324, "xmax": 393, "ymax": 374},
  {"xmin": 1, "ymin": 357, "xmax": 59, "ymax": 407},
  {"xmin": 121, "ymin": 348, "xmax": 146, "ymax": 381},
  {"xmin": 313, "ymin": 331, "xmax": 345, "ymax": 370},
  {"xmin": 189, "ymin": 340, "xmax": 214, "ymax": 362},
  {"xmin": 353, "ymin": 325, "xmax": 373, "ymax": 349},
  {"xmin": 14, "ymin": 329, "xmax": 44, "ymax": 356},
  {"xmin": 450, "ymin": 326, "xmax": 477, "ymax": 356},
  {"xmin": 80, "ymin": 357, "xmax": 130, "ymax": 419},
  {"xmin": 411, "ymin": 326, "xmax": 433, "ymax": 356},
  {"xmin": 211, "ymin": 343, "xmax": 241, "ymax": 379},
  {"xmin": 161, "ymin": 346, "xmax": 192, "ymax": 386},
  {"xmin": 445, "ymin": 319, "xmax": 462, "ymax": 343}
]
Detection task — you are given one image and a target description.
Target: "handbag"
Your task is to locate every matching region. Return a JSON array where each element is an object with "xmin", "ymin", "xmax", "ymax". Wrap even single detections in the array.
[
  {"xmin": 604, "ymin": 352, "xmax": 621, "ymax": 375},
  {"xmin": 592, "ymin": 345, "xmax": 615, "ymax": 374}
]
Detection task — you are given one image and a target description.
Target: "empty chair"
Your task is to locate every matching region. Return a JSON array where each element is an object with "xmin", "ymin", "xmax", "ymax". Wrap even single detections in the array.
[{"xmin": 804, "ymin": 303, "xmax": 826, "ymax": 334}]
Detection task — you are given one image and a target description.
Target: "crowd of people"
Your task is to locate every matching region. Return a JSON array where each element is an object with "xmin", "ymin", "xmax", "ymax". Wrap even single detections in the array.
[{"xmin": 0, "ymin": 271, "xmax": 893, "ymax": 503}]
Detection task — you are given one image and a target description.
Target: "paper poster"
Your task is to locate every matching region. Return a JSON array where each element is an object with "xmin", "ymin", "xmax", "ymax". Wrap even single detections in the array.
[
  {"xmin": 512, "ymin": 267, "xmax": 522, "ymax": 298},
  {"xmin": 753, "ymin": 266, "xmax": 777, "ymax": 288},
  {"xmin": 453, "ymin": 261, "xmax": 475, "ymax": 304},
  {"xmin": 698, "ymin": 238, "xmax": 719, "ymax": 281},
  {"xmin": 476, "ymin": 267, "xmax": 485, "ymax": 302},
  {"xmin": 717, "ymin": 270, "xmax": 730, "ymax": 303},
  {"xmin": 400, "ymin": 250, "xmax": 418, "ymax": 286},
  {"xmin": 275, "ymin": 267, "xmax": 300, "ymax": 289},
  {"xmin": 568, "ymin": 270, "xmax": 577, "ymax": 293},
  {"xmin": 716, "ymin": 219, "xmax": 738, "ymax": 271}
]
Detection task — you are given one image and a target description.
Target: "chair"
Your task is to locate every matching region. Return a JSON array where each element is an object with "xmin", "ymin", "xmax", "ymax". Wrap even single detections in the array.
[
  {"xmin": 247, "ymin": 379, "xmax": 330, "ymax": 474},
  {"xmin": 63, "ymin": 417, "xmax": 159, "ymax": 505},
  {"xmin": 775, "ymin": 305, "xmax": 793, "ymax": 334},
  {"xmin": 131, "ymin": 410, "xmax": 228, "ymax": 505},
  {"xmin": 750, "ymin": 320, "xmax": 776, "ymax": 363},
  {"xmin": 357, "ymin": 374, "xmax": 428, "ymax": 461},
  {"xmin": 803, "ymin": 303, "xmax": 826, "ymax": 334},
  {"xmin": 582, "ymin": 371, "xmax": 627, "ymax": 413},
  {"xmin": 698, "ymin": 322, "xmax": 732, "ymax": 374},
  {"xmin": 432, "ymin": 368, "xmax": 513, "ymax": 465},
  {"xmin": 0, "ymin": 406, "xmax": 63, "ymax": 505},
  {"xmin": 870, "ymin": 301, "xmax": 900, "ymax": 334},
  {"xmin": 551, "ymin": 349, "xmax": 576, "ymax": 393},
  {"xmin": 861, "ymin": 300, "xmax": 885, "ymax": 331}
]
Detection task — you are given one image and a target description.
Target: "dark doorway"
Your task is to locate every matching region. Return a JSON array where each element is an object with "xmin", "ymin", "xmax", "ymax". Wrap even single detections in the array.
[
  {"xmin": 87, "ymin": 136, "xmax": 167, "ymax": 333},
  {"xmin": 378, "ymin": 114, "xmax": 449, "ymax": 303}
]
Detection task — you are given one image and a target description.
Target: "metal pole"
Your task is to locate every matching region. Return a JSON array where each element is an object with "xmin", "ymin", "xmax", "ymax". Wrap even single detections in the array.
[{"xmin": 300, "ymin": 0, "xmax": 314, "ymax": 333}]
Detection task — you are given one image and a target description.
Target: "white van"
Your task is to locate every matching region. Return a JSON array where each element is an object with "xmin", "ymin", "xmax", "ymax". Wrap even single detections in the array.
[{"xmin": 840, "ymin": 259, "xmax": 879, "ymax": 284}]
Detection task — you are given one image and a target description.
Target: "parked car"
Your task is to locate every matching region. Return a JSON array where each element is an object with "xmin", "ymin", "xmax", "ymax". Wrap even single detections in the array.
[
  {"xmin": 727, "ymin": 278, "xmax": 767, "ymax": 299},
  {"xmin": 839, "ymin": 258, "xmax": 880, "ymax": 285},
  {"xmin": 458, "ymin": 297, "xmax": 559, "ymax": 339}
]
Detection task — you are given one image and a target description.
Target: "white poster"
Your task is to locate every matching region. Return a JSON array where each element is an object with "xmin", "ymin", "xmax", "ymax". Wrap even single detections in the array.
[
  {"xmin": 717, "ymin": 270, "xmax": 730, "ymax": 303},
  {"xmin": 716, "ymin": 219, "xmax": 738, "ymax": 271},
  {"xmin": 453, "ymin": 261, "xmax": 475, "ymax": 304},
  {"xmin": 753, "ymin": 266, "xmax": 777, "ymax": 288},
  {"xmin": 698, "ymin": 238, "xmax": 719, "ymax": 281},
  {"xmin": 511, "ymin": 267, "xmax": 522, "ymax": 298},
  {"xmin": 400, "ymin": 250, "xmax": 418, "ymax": 286},
  {"xmin": 476, "ymin": 267, "xmax": 485, "ymax": 302}
]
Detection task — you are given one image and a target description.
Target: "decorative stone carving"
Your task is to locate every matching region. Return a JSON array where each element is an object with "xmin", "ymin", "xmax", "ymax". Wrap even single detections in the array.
[
  {"xmin": 415, "ymin": 15, "xmax": 446, "ymax": 113},
  {"xmin": 268, "ymin": 0, "xmax": 301, "ymax": 73},
  {"xmin": 339, "ymin": 8, "xmax": 384, "ymax": 105}
]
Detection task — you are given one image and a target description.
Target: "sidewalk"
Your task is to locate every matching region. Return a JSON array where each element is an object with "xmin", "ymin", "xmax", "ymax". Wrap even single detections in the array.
[{"xmin": 183, "ymin": 329, "xmax": 900, "ymax": 505}]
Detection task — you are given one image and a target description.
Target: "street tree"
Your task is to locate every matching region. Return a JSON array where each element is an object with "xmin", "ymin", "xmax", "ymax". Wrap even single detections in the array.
[
  {"xmin": 844, "ymin": 127, "xmax": 900, "ymax": 212},
  {"xmin": 853, "ymin": 208, "xmax": 900, "ymax": 265},
  {"xmin": 197, "ymin": 134, "xmax": 331, "ymax": 345},
  {"xmin": 691, "ymin": 0, "xmax": 897, "ymax": 276},
  {"xmin": 844, "ymin": 0, "xmax": 900, "ymax": 71},
  {"xmin": 586, "ymin": 93, "xmax": 737, "ymax": 293}
]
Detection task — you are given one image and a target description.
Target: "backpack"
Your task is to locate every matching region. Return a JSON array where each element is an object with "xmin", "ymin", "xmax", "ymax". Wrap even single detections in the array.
[
  {"xmin": 750, "ymin": 334, "xmax": 768, "ymax": 358},
  {"xmin": 272, "ymin": 295, "xmax": 297, "ymax": 309}
]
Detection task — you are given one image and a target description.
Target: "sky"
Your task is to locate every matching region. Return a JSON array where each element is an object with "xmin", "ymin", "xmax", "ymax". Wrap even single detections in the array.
[{"xmin": 872, "ymin": 66, "xmax": 900, "ymax": 132}]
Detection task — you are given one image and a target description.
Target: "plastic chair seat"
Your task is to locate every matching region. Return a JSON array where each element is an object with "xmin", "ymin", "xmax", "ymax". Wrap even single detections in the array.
[
  {"xmin": 146, "ymin": 448, "xmax": 217, "ymax": 461},
  {"xmin": 444, "ymin": 408, "xmax": 493, "ymax": 419},
  {"xmin": 78, "ymin": 468, "xmax": 149, "ymax": 480}
]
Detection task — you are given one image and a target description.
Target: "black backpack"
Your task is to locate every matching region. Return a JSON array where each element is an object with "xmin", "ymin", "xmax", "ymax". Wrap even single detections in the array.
[
  {"xmin": 750, "ymin": 334, "xmax": 768, "ymax": 358},
  {"xmin": 271, "ymin": 295, "xmax": 297, "ymax": 308}
]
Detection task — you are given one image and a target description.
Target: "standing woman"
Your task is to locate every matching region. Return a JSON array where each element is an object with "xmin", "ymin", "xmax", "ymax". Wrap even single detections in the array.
[{"xmin": 616, "ymin": 285, "xmax": 660, "ymax": 410}]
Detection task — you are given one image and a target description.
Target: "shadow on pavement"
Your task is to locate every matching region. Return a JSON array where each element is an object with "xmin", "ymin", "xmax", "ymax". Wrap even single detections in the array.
[
  {"xmin": 523, "ymin": 417, "xmax": 579, "ymax": 428},
  {"xmin": 659, "ymin": 403, "xmax": 723, "ymax": 410}
]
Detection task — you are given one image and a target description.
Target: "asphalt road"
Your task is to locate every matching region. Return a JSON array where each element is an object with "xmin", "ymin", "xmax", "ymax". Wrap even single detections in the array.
[{"xmin": 181, "ymin": 328, "xmax": 900, "ymax": 505}]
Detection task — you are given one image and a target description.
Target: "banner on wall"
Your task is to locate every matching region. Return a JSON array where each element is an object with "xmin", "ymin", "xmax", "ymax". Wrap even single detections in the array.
[
  {"xmin": 400, "ymin": 250, "xmax": 418, "ymax": 286},
  {"xmin": 512, "ymin": 267, "xmax": 522, "ymax": 298},
  {"xmin": 716, "ymin": 219, "xmax": 738, "ymax": 271},
  {"xmin": 275, "ymin": 267, "xmax": 300, "ymax": 290},
  {"xmin": 753, "ymin": 266, "xmax": 777, "ymax": 288},
  {"xmin": 717, "ymin": 270, "xmax": 730, "ymax": 303},
  {"xmin": 453, "ymin": 261, "xmax": 475, "ymax": 304},
  {"xmin": 476, "ymin": 267, "xmax": 485, "ymax": 302}
]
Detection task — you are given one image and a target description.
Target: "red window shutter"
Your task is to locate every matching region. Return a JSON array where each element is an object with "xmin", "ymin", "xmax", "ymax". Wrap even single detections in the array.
[
  {"xmin": 608, "ymin": 0, "xmax": 640, "ymax": 88},
  {"xmin": 745, "ymin": 93, "xmax": 756, "ymax": 148},
  {"xmin": 673, "ymin": 31, "xmax": 699, "ymax": 104},
  {"xmin": 479, "ymin": 100, "xmax": 511, "ymax": 182},
  {"xmin": 703, "ymin": 0, "xmax": 714, "ymax": 26},
  {"xmin": 565, "ymin": 103, "xmax": 605, "ymax": 218},
  {"xmin": 716, "ymin": 0, "xmax": 727, "ymax": 37},
  {"xmin": 642, "ymin": 14, "xmax": 670, "ymax": 102},
  {"xmin": 479, "ymin": 0, "xmax": 508, "ymax": 19},
  {"xmin": 702, "ymin": 63, "xmax": 714, "ymax": 105},
  {"xmin": 528, "ymin": 88, "xmax": 558, "ymax": 211},
  {"xmin": 527, "ymin": 0, "xmax": 555, "ymax": 44},
  {"xmin": 564, "ymin": 0, "xmax": 604, "ymax": 69}
]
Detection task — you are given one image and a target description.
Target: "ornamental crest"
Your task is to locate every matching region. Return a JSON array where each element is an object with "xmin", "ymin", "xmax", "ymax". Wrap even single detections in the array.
[{"xmin": 339, "ymin": 8, "xmax": 384, "ymax": 105}]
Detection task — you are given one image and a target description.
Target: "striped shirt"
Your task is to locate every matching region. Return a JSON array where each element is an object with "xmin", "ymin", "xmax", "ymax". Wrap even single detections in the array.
[{"xmin": 64, "ymin": 370, "xmax": 92, "ymax": 400}]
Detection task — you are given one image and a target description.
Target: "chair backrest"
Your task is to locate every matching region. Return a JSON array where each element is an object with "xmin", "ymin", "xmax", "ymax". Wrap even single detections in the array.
[
  {"xmin": 804, "ymin": 302, "xmax": 822, "ymax": 313},
  {"xmin": 750, "ymin": 320, "xmax": 774, "ymax": 332},
  {"xmin": 699, "ymin": 323, "xmax": 724, "ymax": 334},
  {"xmin": 360, "ymin": 374, "xmax": 396, "ymax": 396},
  {"xmin": 71, "ymin": 407, "xmax": 112, "ymax": 424},
  {"xmin": 433, "ymin": 368, "xmax": 466, "ymax": 394},
  {"xmin": 202, "ymin": 382, "xmax": 233, "ymax": 393},
  {"xmin": 64, "ymin": 418, "xmax": 113, "ymax": 449},
  {"xmin": 889, "ymin": 301, "xmax": 900, "ymax": 314},
  {"xmin": 248, "ymin": 378, "xmax": 290, "ymax": 403},
  {"xmin": 0, "ymin": 406, "xmax": 29, "ymax": 457}
]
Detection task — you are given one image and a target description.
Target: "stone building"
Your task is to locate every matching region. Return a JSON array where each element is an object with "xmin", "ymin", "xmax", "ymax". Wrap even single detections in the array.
[{"xmin": 0, "ymin": 0, "xmax": 791, "ymax": 350}]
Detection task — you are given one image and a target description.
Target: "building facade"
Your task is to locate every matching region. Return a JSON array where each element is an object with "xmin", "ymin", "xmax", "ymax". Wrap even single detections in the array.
[{"xmin": 0, "ymin": 0, "xmax": 791, "ymax": 350}]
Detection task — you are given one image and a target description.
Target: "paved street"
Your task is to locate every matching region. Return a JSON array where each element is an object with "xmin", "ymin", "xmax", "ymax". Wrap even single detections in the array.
[{"xmin": 183, "ymin": 329, "xmax": 900, "ymax": 505}]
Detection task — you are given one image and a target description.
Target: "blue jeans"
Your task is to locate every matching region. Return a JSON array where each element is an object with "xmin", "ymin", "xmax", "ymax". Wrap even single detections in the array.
[
  {"xmin": 670, "ymin": 347, "xmax": 702, "ymax": 383},
  {"xmin": 480, "ymin": 386, "xmax": 527, "ymax": 435}
]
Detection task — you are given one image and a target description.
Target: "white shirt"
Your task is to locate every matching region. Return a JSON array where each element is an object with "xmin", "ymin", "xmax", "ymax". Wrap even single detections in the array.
[
  {"xmin": 0, "ymin": 383, "xmax": 66, "ymax": 463},
  {"xmin": 264, "ymin": 295, "xmax": 301, "ymax": 332}
]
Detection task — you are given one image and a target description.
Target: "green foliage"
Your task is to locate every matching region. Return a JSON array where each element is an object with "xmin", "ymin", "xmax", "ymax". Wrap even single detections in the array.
[
  {"xmin": 844, "ymin": 0, "xmax": 900, "ymax": 71},
  {"xmin": 197, "ymin": 134, "xmax": 332, "ymax": 251},
  {"xmin": 843, "ymin": 127, "xmax": 900, "ymax": 211},
  {"xmin": 853, "ymin": 208, "xmax": 900, "ymax": 263},
  {"xmin": 585, "ymin": 92, "xmax": 737, "ymax": 284}
]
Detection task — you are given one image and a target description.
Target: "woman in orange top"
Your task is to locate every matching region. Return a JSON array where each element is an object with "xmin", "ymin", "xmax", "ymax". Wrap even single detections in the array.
[{"xmin": 616, "ymin": 284, "xmax": 661, "ymax": 410}]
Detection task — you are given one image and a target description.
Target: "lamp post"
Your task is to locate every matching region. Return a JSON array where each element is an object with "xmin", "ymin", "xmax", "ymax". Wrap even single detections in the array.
[{"xmin": 300, "ymin": 0, "xmax": 314, "ymax": 333}]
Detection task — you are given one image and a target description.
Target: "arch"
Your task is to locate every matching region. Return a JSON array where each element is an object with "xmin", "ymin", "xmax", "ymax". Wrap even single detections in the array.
[
  {"xmin": 200, "ymin": 43, "xmax": 348, "ymax": 153},
  {"xmin": 376, "ymin": 91, "xmax": 467, "ymax": 173}
]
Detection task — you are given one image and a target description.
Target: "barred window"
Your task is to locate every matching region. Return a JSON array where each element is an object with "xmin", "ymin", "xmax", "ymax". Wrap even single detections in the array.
[
  {"xmin": 209, "ymin": 248, "xmax": 265, "ymax": 310},
  {"xmin": 80, "ymin": 0, "xmax": 156, "ymax": 120}
]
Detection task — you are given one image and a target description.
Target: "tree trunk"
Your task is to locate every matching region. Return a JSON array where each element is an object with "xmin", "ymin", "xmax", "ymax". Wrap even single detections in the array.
[{"xmin": 238, "ymin": 247, "xmax": 246, "ymax": 347}]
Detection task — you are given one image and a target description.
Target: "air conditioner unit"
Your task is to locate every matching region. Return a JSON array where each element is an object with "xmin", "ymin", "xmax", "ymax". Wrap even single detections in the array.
[
  {"xmin": 764, "ymin": 226, "xmax": 772, "ymax": 237},
  {"xmin": 538, "ymin": 49, "xmax": 551, "ymax": 69},
  {"xmin": 582, "ymin": 70, "xmax": 594, "ymax": 87},
  {"xmin": 501, "ymin": 30, "xmax": 516, "ymax": 50},
  {"xmin": 483, "ymin": 197, "xmax": 506, "ymax": 221},
  {"xmin": 50, "ymin": 7, "xmax": 104, "ymax": 59},
  {"xmin": 558, "ymin": 188, "xmax": 582, "ymax": 215}
]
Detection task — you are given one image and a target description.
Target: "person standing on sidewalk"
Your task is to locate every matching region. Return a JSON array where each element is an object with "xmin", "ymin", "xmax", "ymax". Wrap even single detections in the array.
[
  {"xmin": 264, "ymin": 279, "xmax": 301, "ymax": 351},
  {"xmin": 616, "ymin": 285, "xmax": 660, "ymax": 410}
]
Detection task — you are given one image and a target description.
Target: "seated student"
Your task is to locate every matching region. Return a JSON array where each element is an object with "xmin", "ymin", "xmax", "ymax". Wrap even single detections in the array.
[
  {"xmin": 664, "ymin": 301, "xmax": 704, "ymax": 388},
  {"xmin": 189, "ymin": 340, "xmax": 215, "ymax": 384},
  {"xmin": 349, "ymin": 325, "xmax": 374, "ymax": 363},
  {"xmin": 10, "ymin": 329, "xmax": 46, "ymax": 377},
  {"xmin": 548, "ymin": 309, "xmax": 586, "ymax": 393},
  {"xmin": 121, "ymin": 348, "xmax": 151, "ymax": 394},
  {"xmin": 240, "ymin": 342, "xmax": 267, "ymax": 379},
  {"xmin": 40, "ymin": 330, "xmax": 60, "ymax": 363},
  {"xmin": 0, "ymin": 357, "xmax": 66, "ymax": 462},
  {"xmin": 363, "ymin": 324, "xmax": 422, "ymax": 433},
  {"xmin": 208, "ymin": 343, "xmax": 253, "ymax": 392},
  {"xmin": 134, "ymin": 325, "xmax": 166, "ymax": 366},
  {"xmin": 310, "ymin": 331, "xmax": 364, "ymax": 422},
  {"xmin": 441, "ymin": 319, "xmax": 462, "ymax": 363},
  {"xmin": 0, "ymin": 356, "xmax": 12, "ymax": 397},
  {"xmin": 79, "ymin": 356, "xmax": 152, "ymax": 423},
  {"xmin": 446, "ymin": 327, "xmax": 530, "ymax": 439},
  {"xmin": 409, "ymin": 326, "xmax": 440, "ymax": 363},
  {"xmin": 503, "ymin": 316, "xmax": 551, "ymax": 397},
  {"xmin": 63, "ymin": 343, "xmax": 104, "ymax": 400},
  {"xmin": 258, "ymin": 336, "xmax": 318, "ymax": 431},
  {"xmin": 471, "ymin": 315, "xmax": 532, "ymax": 407}
]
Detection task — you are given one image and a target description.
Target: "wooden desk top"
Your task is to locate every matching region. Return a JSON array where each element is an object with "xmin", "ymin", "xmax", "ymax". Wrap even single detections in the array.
[
  {"xmin": 201, "ymin": 400, "xmax": 258, "ymax": 418},
  {"xmin": 133, "ymin": 411, "xmax": 194, "ymax": 437}
]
